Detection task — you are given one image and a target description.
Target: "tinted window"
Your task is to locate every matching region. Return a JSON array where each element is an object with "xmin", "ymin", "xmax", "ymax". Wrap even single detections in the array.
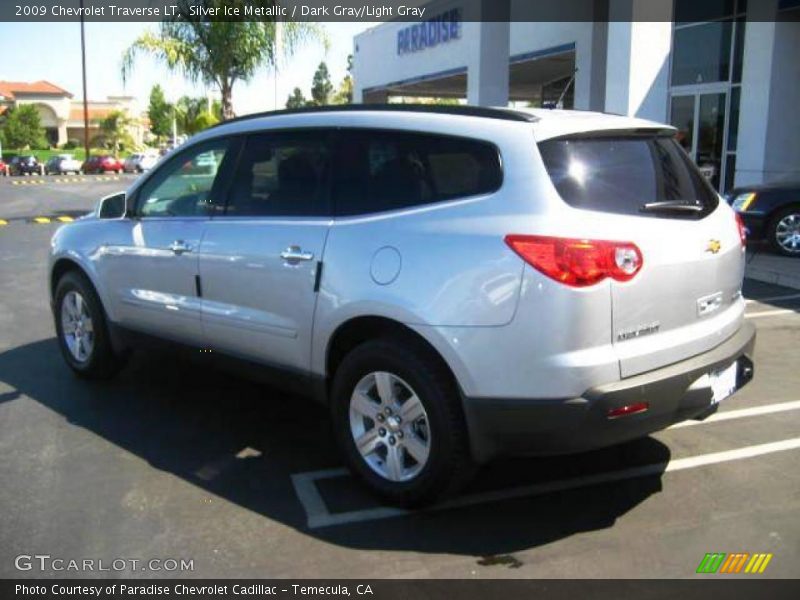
[
  {"xmin": 137, "ymin": 139, "xmax": 230, "ymax": 218},
  {"xmin": 332, "ymin": 131, "xmax": 501, "ymax": 216},
  {"xmin": 674, "ymin": 0, "xmax": 736, "ymax": 23},
  {"xmin": 225, "ymin": 132, "xmax": 330, "ymax": 217},
  {"xmin": 671, "ymin": 20, "xmax": 733, "ymax": 86},
  {"xmin": 538, "ymin": 135, "xmax": 719, "ymax": 217}
]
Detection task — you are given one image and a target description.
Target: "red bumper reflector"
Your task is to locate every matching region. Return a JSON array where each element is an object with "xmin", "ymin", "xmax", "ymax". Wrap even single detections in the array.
[{"xmin": 607, "ymin": 402, "xmax": 649, "ymax": 419}]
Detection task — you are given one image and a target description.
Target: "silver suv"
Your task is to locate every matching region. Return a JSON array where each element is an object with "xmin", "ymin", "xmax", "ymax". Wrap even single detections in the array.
[{"xmin": 49, "ymin": 106, "xmax": 755, "ymax": 506}]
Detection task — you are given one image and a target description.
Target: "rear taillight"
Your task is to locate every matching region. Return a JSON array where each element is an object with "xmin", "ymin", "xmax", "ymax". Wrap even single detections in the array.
[
  {"xmin": 735, "ymin": 212, "xmax": 747, "ymax": 248},
  {"xmin": 607, "ymin": 402, "xmax": 649, "ymax": 419},
  {"xmin": 504, "ymin": 235, "xmax": 643, "ymax": 287}
]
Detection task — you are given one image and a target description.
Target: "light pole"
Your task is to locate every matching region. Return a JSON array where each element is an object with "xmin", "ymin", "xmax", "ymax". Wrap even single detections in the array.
[{"xmin": 79, "ymin": 0, "xmax": 90, "ymax": 162}]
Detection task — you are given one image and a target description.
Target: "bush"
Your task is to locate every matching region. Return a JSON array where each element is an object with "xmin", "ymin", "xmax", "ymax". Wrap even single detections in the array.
[
  {"xmin": 63, "ymin": 139, "xmax": 80, "ymax": 150},
  {"xmin": 2, "ymin": 105, "xmax": 47, "ymax": 149}
]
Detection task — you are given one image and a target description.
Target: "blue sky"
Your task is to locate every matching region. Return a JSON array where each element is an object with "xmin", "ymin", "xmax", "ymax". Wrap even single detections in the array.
[{"xmin": 0, "ymin": 22, "xmax": 371, "ymax": 114}]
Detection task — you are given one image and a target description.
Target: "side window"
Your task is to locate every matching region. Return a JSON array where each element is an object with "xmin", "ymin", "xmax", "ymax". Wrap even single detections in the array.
[
  {"xmin": 137, "ymin": 139, "xmax": 230, "ymax": 218},
  {"xmin": 332, "ymin": 131, "xmax": 502, "ymax": 216},
  {"xmin": 225, "ymin": 132, "xmax": 330, "ymax": 217}
]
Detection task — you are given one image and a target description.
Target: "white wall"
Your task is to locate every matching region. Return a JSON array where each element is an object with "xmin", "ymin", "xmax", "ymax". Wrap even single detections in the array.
[
  {"xmin": 353, "ymin": 0, "xmax": 472, "ymax": 102},
  {"xmin": 763, "ymin": 16, "xmax": 800, "ymax": 184},
  {"xmin": 604, "ymin": 1, "xmax": 672, "ymax": 121},
  {"xmin": 734, "ymin": 0, "xmax": 780, "ymax": 186}
]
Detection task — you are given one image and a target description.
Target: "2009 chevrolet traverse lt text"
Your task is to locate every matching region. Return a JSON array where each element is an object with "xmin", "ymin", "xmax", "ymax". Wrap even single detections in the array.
[{"xmin": 49, "ymin": 105, "xmax": 755, "ymax": 505}]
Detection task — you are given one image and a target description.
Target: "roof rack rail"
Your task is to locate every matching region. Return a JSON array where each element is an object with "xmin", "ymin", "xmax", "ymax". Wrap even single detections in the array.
[{"xmin": 211, "ymin": 103, "xmax": 539, "ymax": 129}]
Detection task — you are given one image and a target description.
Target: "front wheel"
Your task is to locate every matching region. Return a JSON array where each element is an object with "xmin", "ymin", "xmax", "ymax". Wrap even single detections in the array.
[
  {"xmin": 330, "ymin": 338, "xmax": 473, "ymax": 507},
  {"xmin": 769, "ymin": 206, "xmax": 800, "ymax": 257},
  {"xmin": 54, "ymin": 271, "xmax": 126, "ymax": 379}
]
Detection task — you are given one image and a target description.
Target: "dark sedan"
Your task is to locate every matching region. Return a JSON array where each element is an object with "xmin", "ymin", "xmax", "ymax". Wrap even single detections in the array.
[
  {"xmin": 727, "ymin": 182, "xmax": 800, "ymax": 257},
  {"xmin": 9, "ymin": 155, "xmax": 42, "ymax": 176}
]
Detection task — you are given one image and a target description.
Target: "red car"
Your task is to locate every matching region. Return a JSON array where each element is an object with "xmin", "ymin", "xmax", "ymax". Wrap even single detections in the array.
[
  {"xmin": 82, "ymin": 155, "xmax": 124, "ymax": 174},
  {"xmin": 0, "ymin": 159, "xmax": 7, "ymax": 176}
]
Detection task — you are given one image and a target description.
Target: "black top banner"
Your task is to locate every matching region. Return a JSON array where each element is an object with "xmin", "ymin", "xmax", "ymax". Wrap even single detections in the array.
[{"xmin": 2, "ymin": 0, "xmax": 799, "ymax": 23}]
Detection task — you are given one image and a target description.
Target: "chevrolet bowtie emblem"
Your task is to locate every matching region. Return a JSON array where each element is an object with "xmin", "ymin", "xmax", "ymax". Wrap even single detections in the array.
[{"xmin": 706, "ymin": 239, "xmax": 722, "ymax": 254}]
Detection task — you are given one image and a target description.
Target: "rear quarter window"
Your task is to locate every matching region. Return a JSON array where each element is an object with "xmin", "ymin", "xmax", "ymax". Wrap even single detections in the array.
[
  {"xmin": 332, "ymin": 130, "xmax": 502, "ymax": 216},
  {"xmin": 537, "ymin": 134, "xmax": 719, "ymax": 218}
]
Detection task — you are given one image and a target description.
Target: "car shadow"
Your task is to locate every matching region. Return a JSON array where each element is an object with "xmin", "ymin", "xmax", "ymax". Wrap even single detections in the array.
[{"xmin": 0, "ymin": 338, "xmax": 669, "ymax": 560}]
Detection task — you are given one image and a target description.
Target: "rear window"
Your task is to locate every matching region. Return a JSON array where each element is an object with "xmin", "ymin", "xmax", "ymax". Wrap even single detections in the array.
[
  {"xmin": 332, "ymin": 130, "xmax": 502, "ymax": 216},
  {"xmin": 537, "ymin": 135, "xmax": 718, "ymax": 217}
]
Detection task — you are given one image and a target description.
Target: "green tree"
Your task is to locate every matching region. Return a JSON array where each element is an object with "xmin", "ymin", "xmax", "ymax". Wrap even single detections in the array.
[
  {"xmin": 98, "ymin": 110, "xmax": 135, "ymax": 155},
  {"xmin": 310, "ymin": 62, "xmax": 334, "ymax": 106},
  {"xmin": 122, "ymin": 1, "xmax": 327, "ymax": 120},
  {"xmin": 332, "ymin": 54, "xmax": 353, "ymax": 105},
  {"xmin": 148, "ymin": 84, "xmax": 173, "ymax": 139},
  {"xmin": 175, "ymin": 96, "xmax": 220, "ymax": 135},
  {"xmin": 2, "ymin": 104, "xmax": 46, "ymax": 149},
  {"xmin": 285, "ymin": 87, "xmax": 308, "ymax": 109},
  {"xmin": 192, "ymin": 111, "xmax": 219, "ymax": 132}
]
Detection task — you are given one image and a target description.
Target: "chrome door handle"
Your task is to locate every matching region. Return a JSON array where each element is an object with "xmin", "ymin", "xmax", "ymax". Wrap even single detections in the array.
[
  {"xmin": 169, "ymin": 240, "xmax": 192, "ymax": 255},
  {"xmin": 280, "ymin": 245, "xmax": 314, "ymax": 263}
]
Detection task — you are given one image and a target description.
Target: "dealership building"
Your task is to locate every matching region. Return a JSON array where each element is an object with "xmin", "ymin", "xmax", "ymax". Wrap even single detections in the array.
[{"xmin": 353, "ymin": 0, "xmax": 800, "ymax": 192}]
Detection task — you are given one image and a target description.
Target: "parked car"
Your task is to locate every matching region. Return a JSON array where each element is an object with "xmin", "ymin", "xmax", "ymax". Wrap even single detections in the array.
[
  {"xmin": 726, "ymin": 182, "xmax": 800, "ymax": 257},
  {"xmin": 123, "ymin": 151, "xmax": 159, "ymax": 173},
  {"xmin": 82, "ymin": 155, "xmax": 123, "ymax": 174},
  {"xmin": 48, "ymin": 105, "xmax": 755, "ymax": 506},
  {"xmin": 10, "ymin": 155, "xmax": 41, "ymax": 176},
  {"xmin": 45, "ymin": 154, "xmax": 82, "ymax": 175}
]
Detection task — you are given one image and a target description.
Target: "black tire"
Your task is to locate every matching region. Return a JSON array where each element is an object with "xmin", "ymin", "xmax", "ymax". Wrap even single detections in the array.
[
  {"xmin": 54, "ymin": 270, "xmax": 126, "ymax": 379},
  {"xmin": 768, "ymin": 205, "xmax": 800, "ymax": 257},
  {"xmin": 330, "ymin": 337, "xmax": 474, "ymax": 507}
]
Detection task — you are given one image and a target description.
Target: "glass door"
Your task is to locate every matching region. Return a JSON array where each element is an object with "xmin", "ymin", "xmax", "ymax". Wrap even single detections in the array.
[{"xmin": 669, "ymin": 88, "xmax": 729, "ymax": 192}]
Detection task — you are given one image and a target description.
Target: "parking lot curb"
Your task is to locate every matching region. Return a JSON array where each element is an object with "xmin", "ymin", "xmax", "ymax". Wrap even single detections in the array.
[
  {"xmin": 7, "ymin": 176, "xmax": 121, "ymax": 185},
  {"xmin": 0, "ymin": 215, "xmax": 77, "ymax": 227},
  {"xmin": 745, "ymin": 268, "xmax": 800, "ymax": 291},
  {"xmin": 745, "ymin": 252, "xmax": 800, "ymax": 291}
]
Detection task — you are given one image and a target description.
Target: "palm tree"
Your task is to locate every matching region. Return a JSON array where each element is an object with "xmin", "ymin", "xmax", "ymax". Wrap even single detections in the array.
[
  {"xmin": 121, "ymin": 1, "xmax": 327, "ymax": 120},
  {"xmin": 98, "ymin": 110, "xmax": 135, "ymax": 155}
]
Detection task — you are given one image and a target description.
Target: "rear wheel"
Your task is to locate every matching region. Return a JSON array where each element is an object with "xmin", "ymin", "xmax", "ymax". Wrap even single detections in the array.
[
  {"xmin": 769, "ymin": 206, "xmax": 800, "ymax": 257},
  {"xmin": 330, "ymin": 338, "xmax": 473, "ymax": 506},
  {"xmin": 54, "ymin": 271, "xmax": 126, "ymax": 379}
]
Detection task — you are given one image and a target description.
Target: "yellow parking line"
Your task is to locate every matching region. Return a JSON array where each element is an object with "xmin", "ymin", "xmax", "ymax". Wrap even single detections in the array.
[
  {"xmin": 37, "ymin": 179, "xmax": 45, "ymax": 184},
  {"xmin": 11, "ymin": 181, "xmax": 20, "ymax": 185},
  {"xmin": 33, "ymin": 217, "xmax": 51, "ymax": 224},
  {"xmin": 56, "ymin": 216, "xmax": 74, "ymax": 223},
  {"xmin": 0, "ymin": 219, "xmax": 8, "ymax": 226}
]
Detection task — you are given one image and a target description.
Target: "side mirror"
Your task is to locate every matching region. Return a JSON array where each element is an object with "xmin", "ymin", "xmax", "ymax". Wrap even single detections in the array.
[{"xmin": 98, "ymin": 192, "xmax": 126, "ymax": 219}]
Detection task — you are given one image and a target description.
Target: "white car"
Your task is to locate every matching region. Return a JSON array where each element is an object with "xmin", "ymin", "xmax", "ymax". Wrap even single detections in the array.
[
  {"xmin": 123, "ymin": 151, "xmax": 160, "ymax": 173},
  {"xmin": 45, "ymin": 154, "xmax": 82, "ymax": 175},
  {"xmin": 48, "ymin": 105, "xmax": 755, "ymax": 506}
]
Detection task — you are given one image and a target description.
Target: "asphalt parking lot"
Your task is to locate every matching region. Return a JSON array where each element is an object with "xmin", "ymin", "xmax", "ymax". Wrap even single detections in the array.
[{"xmin": 0, "ymin": 179, "xmax": 798, "ymax": 579}]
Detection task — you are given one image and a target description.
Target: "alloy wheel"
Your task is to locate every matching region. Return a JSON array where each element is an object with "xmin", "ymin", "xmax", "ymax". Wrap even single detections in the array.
[
  {"xmin": 60, "ymin": 290, "xmax": 94, "ymax": 362},
  {"xmin": 349, "ymin": 371, "xmax": 431, "ymax": 482},
  {"xmin": 775, "ymin": 213, "xmax": 800, "ymax": 254}
]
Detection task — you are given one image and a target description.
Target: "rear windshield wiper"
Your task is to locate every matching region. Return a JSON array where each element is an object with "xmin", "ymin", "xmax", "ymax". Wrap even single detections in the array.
[{"xmin": 640, "ymin": 200, "xmax": 704, "ymax": 214}]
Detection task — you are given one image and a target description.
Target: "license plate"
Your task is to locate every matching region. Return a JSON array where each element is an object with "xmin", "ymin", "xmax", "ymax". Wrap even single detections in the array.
[{"xmin": 711, "ymin": 361, "xmax": 738, "ymax": 404}]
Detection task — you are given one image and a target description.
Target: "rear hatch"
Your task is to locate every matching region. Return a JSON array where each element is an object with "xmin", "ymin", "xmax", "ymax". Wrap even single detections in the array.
[{"xmin": 538, "ymin": 131, "xmax": 745, "ymax": 377}]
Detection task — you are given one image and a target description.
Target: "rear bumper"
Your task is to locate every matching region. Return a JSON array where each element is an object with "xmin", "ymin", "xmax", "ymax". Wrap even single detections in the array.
[{"xmin": 463, "ymin": 322, "xmax": 756, "ymax": 463}]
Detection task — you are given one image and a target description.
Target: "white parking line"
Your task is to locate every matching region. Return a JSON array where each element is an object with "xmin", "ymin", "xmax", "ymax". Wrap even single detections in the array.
[
  {"xmin": 745, "ymin": 309, "xmax": 796, "ymax": 319},
  {"xmin": 292, "ymin": 437, "xmax": 800, "ymax": 529},
  {"xmin": 669, "ymin": 400, "xmax": 800, "ymax": 429},
  {"xmin": 745, "ymin": 293, "xmax": 800, "ymax": 304}
]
